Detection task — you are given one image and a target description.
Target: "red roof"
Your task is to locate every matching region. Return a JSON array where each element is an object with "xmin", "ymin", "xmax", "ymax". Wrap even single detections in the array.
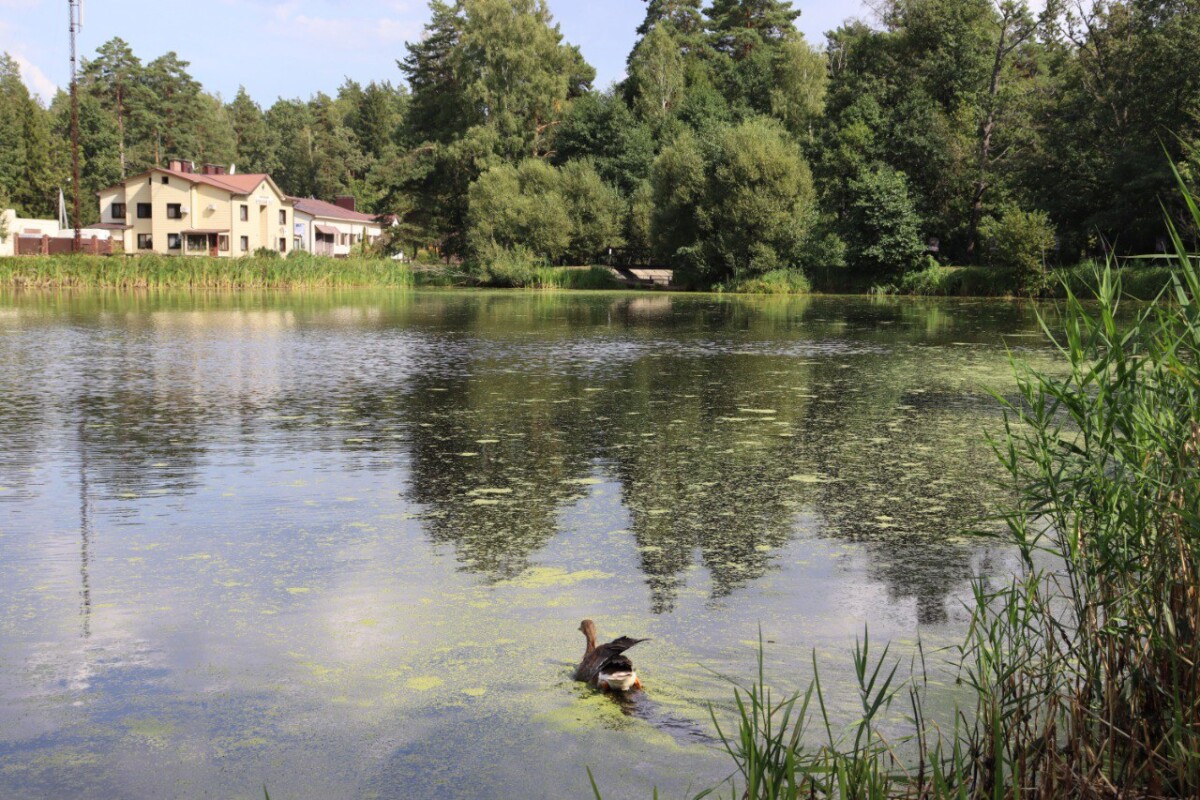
[
  {"xmin": 289, "ymin": 196, "xmax": 379, "ymax": 223},
  {"xmin": 165, "ymin": 168, "xmax": 272, "ymax": 195}
]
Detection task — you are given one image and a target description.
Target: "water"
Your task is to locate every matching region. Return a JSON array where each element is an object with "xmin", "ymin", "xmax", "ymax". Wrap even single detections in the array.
[{"xmin": 0, "ymin": 290, "xmax": 1055, "ymax": 799}]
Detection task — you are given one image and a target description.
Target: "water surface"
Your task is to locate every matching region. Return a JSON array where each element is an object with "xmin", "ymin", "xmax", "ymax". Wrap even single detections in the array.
[{"xmin": 0, "ymin": 291, "xmax": 1053, "ymax": 799}]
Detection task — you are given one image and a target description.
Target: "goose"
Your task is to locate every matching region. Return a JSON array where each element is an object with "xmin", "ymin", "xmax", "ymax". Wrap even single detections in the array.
[{"xmin": 574, "ymin": 619, "xmax": 648, "ymax": 692}]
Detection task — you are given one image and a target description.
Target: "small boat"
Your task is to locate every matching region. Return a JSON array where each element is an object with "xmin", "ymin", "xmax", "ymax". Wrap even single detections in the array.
[{"xmin": 573, "ymin": 619, "xmax": 648, "ymax": 692}]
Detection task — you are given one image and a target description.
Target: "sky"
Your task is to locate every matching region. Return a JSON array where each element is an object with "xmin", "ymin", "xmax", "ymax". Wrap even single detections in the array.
[{"xmin": 0, "ymin": 0, "xmax": 876, "ymax": 106}]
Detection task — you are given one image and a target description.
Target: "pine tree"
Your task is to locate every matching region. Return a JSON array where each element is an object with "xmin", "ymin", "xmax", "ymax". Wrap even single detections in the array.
[
  {"xmin": 637, "ymin": 0, "xmax": 704, "ymax": 39},
  {"xmin": 707, "ymin": 0, "xmax": 801, "ymax": 56},
  {"xmin": 401, "ymin": 0, "xmax": 470, "ymax": 146},
  {"xmin": 137, "ymin": 52, "xmax": 204, "ymax": 167},
  {"xmin": 81, "ymin": 38, "xmax": 144, "ymax": 177},
  {"xmin": 228, "ymin": 87, "xmax": 278, "ymax": 174}
]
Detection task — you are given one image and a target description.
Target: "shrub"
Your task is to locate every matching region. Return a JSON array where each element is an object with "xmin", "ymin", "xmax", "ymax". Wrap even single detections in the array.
[
  {"xmin": 253, "ymin": 247, "xmax": 281, "ymax": 260},
  {"xmin": 724, "ymin": 268, "xmax": 811, "ymax": 294},
  {"xmin": 978, "ymin": 206, "xmax": 1056, "ymax": 294},
  {"xmin": 843, "ymin": 164, "xmax": 927, "ymax": 278},
  {"xmin": 465, "ymin": 241, "xmax": 544, "ymax": 287}
]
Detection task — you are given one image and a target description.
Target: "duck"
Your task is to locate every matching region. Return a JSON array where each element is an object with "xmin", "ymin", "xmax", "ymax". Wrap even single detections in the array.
[{"xmin": 574, "ymin": 619, "xmax": 648, "ymax": 692}]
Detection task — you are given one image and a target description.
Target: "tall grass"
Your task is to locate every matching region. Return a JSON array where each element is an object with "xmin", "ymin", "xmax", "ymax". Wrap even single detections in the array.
[
  {"xmin": 0, "ymin": 253, "xmax": 415, "ymax": 289},
  {"xmin": 593, "ymin": 177, "xmax": 1200, "ymax": 799},
  {"xmin": 722, "ymin": 269, "xmax": 812, "ymax": 295}
]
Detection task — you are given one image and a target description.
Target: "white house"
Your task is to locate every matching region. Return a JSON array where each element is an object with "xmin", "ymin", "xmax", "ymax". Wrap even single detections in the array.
[{"xmin": 290, "ymin": 196, "xmax": 384, "ymax": 257}]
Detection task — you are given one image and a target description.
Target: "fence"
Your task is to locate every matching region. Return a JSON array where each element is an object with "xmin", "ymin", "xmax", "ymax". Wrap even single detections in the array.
[{"xmin": 14, "ymin": 235, "xmax": 116, "ymax": 256}]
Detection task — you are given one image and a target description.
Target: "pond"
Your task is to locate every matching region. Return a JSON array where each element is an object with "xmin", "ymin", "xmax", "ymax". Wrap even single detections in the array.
[{"xmin": 0, "ymin": 290, "xmax": 1056, "ymax": 799}]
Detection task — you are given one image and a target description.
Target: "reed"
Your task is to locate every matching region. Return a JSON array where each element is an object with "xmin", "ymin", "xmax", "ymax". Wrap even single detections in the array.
[{"xmin": 0, "ymin": 253, "xmax": 415, "ymax": 289}]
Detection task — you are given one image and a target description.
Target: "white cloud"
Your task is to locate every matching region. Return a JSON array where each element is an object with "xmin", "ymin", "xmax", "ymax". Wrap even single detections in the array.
[
  {"xmin": 270, "ymin": 1, "xmax": 423, "ymax": 46},
  {"xmin": 12, "ymin": 53, "xmax": 59, "ymax": 104}
]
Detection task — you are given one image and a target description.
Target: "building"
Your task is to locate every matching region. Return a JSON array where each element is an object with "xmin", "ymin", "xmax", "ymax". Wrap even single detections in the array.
[
  {"xmin": 96, "ymin": 161, "xmax": 295, "ymax": 257},
  {"xmin": 290, "ymin": 196, "xmax": 383, "ymax": 257}
]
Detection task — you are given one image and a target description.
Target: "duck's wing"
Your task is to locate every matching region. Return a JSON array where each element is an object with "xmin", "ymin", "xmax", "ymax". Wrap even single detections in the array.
[
  {"xmin": 597, "ymin": 637, "xmax": 649, "ymax": 659},
  {"xmin": 592, "ymin": 637, "xmax": 649, "ymax": 671},
  {"xmin": 576, "ymin": 637, "xmax": 650, "ymax": 683}
]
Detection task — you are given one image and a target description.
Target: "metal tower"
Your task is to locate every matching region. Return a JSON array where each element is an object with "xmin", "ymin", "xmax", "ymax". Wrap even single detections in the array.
[{"xmin": 69, "ymin": 0, "xmax": 83, "ymax": 249}]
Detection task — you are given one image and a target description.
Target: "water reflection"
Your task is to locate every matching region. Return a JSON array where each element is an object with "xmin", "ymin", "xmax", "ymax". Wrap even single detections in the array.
[{"xmin": 0, "ymin": 290, "xmax": 1053, "ymax": 799}]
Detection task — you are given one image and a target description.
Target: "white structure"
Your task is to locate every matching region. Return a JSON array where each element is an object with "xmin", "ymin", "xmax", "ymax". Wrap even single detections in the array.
[
  {"xmin": 290, "ymin": 197, "xmax": 384, "ymax": 257},
  {"xmin": 0, "ymin": 209, "xmax": 115, "ymax": 257}
]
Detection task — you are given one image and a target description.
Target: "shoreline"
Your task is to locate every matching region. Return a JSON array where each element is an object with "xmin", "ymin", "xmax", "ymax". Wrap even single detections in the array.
[{"xmin": 0, "ymin": 254, "xmax": 1181, "ymax": 299}]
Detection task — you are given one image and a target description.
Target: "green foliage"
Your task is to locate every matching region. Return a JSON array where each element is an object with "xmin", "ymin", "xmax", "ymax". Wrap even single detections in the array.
[
  {"xmin": 559, "ymin": 160, "xmax": 627, "ymax": 263},
  {"xmin": 552, "ymin": 91, "xmax": 655, "ymax": 195},
  {"xmin": 253, "ymin": 247, "xmax": 281, "ymax": 260},
  {"xmin": 468, "ymin": 160, "xmax": 571, "ymax": 261},
  {"xmin": 464, "ymin": 241, "xmax": 546, "ymax": 286},
  {"xmin": 4, "ymin": 1, "xmax": 1200, "ymax": 286},
  {"xmin": 467, "ymin": 159, "xmax": 625, "ymax": 265},
  {"xmin": 843, "ymin": 165, "xmax": 927, "ymax": 277},
  {"xmin": 653, "ymin": 118, "xmax": 818, "ymax": 287},
  {"xmin": 722, "ymin": 268, "xmax": 811, "ymax": 294},
  {"xmin": 978, "ymin": 206, "xmax": 1056, "ymax": 293}
]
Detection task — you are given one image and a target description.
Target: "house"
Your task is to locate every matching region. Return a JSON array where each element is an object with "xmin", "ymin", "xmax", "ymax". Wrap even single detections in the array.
[
  {"xmin": 290, "ymin": 196, "xmax": 383, "ymax": 257},
  {"xmin": 0, "ymin": 208, "xmax": 116, "ymax": 257},
  {"xmin": 96, "ymin": 160, "xmax": 295, "ymax": 257}
]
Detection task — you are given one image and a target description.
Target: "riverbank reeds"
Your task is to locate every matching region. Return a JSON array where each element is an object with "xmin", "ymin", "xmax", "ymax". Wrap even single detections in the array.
[
  {"xmin": 594, "ymin": 180, "xmax": 1200, "ymax": 799},
  {"xmin": 0, "ymin": 253, "xmax": 416, "ymax": 289}
]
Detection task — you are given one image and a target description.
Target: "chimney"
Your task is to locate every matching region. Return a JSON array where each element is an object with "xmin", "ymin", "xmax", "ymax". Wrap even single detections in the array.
[
  {"xmin": 334, "ymin": 195, "xmax": 357, "ymax": 212},
  {"xmin": 168, "ymin": 159, "xmax": 184, "ymax": 172},
  {"xmin": 203, "ymin": 164, "xmax": 228, "ymax": 176}
]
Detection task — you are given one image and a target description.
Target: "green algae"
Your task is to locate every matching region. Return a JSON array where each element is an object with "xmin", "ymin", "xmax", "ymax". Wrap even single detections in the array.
[{"xmin": 502, "ymin": 567, "xmax": 613, "ymax": 588}]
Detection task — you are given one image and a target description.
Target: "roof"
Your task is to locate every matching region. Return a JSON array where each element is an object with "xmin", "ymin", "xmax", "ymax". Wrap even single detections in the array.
[
  {"xmin": 97, "ymin": 168, "xmax": 287, "ymax": 200},
  {"xmin": 165, "ymin": 169, "xmax": 281, "ymax": 196},
  {"xmin": 314, "ymin": 224, "xmax": 340, "ymax": 236},
  {"xmin": 290, "ymin": 196, "xmax": 379, "ymax": 223}
]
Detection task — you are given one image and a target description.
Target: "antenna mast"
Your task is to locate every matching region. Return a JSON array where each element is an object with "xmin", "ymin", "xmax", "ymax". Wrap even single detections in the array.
[{"xmin": 69, "ymin": 0, "xmax": 83, "ymax": 250}]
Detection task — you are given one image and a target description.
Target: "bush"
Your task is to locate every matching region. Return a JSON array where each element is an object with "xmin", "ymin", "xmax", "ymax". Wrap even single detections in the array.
[
  {"xmin": 465, "ymin": 241, "xmax": 544, "ymax": 287},
  {"xmin": 723, "ymin": 268, "xmax": 811, "ymax": 294},
  {"xmin": 843, "ymin": 165, "xmax": 927, "ymax": 277},
  {"xmin": 253, "ymin": 247, "xmax": 281, "ymax": 260},
  {"xmin": 978, "ymin": 206, "xmax": 1056, "ymax": 294}
]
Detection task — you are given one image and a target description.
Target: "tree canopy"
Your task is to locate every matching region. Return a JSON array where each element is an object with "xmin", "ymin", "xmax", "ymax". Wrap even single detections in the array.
[{"xmin": 0, "ymin": 0, "xmax": 1197, "ymax": 283}]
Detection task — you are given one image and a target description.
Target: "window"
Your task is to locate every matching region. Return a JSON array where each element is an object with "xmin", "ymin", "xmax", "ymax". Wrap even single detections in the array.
[
  {"xmin": 186, "ymin": 234, "xmax": 208, "ymax": 253},
  {"xmin": 111, "ymin": 202, "xmax": 126, "ymax": 219},
  {"xmin": 137, "ymin": 234, "xmax": 153, "ymax": 250},
  {"xmin": 218, "ymin": 235, "xmax": 229, "ymax": 253},
  {"xmin": 167, "ymin": 204, "xmax": 182, "ymax": 220},
  {"xmin": 137, "ymin": 203, "xmax": 152, "ymax": 219},
  {"xmin": 161, "ymin": 176, "xmax": 169, "ymax": 185},
  {"xmin": 240, "ymin": 236, "xmax": 249, "ymax": 252},
  {"xmin": 279, "ymin": 210, "xmax": 287, "ymax": 225},
  {"xmin": 278, "ymin": 238, "xmax": 287, "ymax": 253},
  {"xmin": 240, "ymin": 205, "xmax": 249, "ymax": 222},
  {"xmin": 167, "ymin": 233, "xmax": 181, "ymax": 250},
  {"xmin": 340, "ymin": 234, "xmax": 348, "ymax": 246}
]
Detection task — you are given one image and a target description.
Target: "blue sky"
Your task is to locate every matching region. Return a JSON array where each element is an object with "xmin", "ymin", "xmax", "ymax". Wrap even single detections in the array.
[{"xmin": 1, "ymin": 0, "xmax": 873, "ymax": 106}]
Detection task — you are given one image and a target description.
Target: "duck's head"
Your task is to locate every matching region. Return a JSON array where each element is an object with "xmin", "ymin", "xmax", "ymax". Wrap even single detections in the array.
[{"xmin": 579, "ymin": 619, "xmax": 596, "ymax": 638}]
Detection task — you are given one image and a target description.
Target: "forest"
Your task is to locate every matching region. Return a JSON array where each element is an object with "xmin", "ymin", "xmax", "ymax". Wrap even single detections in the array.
[{"xmin": 1, "ymin": 0, "xmax": 1198, "ymax": 291}]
